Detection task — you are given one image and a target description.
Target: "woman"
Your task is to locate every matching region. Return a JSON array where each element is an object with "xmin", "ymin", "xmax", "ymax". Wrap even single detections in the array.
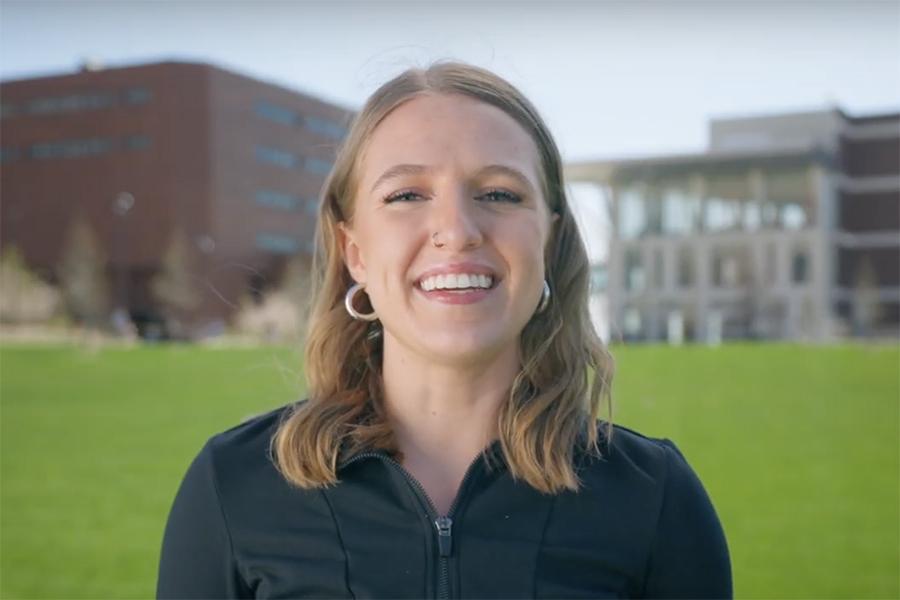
[{"xmin": 158, "ymin": 62, "xmax": 731, "ymax": 599}]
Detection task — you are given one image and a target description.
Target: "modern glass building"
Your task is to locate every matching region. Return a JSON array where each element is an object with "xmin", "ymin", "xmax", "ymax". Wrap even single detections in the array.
[{"xmin": 567, "ymin": 108, "xmax": 899, "ymax": 343}]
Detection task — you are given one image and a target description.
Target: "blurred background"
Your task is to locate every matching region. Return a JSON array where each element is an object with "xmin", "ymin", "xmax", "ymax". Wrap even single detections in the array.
[{"xmin": 0, "ymin": 1, "xmax": 897, "ymax": 598}]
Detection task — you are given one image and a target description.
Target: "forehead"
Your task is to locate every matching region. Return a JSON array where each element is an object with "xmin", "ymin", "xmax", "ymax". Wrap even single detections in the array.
[{"xmin": 357, "ymin": 93, "xmax": 542, "ymax": 191}]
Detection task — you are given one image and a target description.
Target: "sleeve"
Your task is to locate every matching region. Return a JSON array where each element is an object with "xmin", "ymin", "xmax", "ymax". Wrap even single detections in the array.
[
  {"xmin": 157, "ymin": 441, "xmax": 252, "ymax": 599},
  {"xmin": 641, "ymin": 440, "xmax": 733, "ymax": 599}
]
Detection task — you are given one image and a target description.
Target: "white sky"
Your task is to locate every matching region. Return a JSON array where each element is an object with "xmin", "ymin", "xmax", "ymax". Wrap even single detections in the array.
[
  {"xmin": 1, "ymin": 0, "xmax": 898, "ymax": 261},
  {"xmin": 2, "ymin": 0, "xmax": 898, "ymax": 161}
]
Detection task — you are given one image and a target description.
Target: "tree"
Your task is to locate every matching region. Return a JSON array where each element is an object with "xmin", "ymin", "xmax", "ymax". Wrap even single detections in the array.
[
  {"xmin": 57, "ymin": 216, "xmax": 110, "ymax": 329},
  {"xmin": 233, "ymin": 254, "xmax": 312, "ymax": 343},
  {"xmin": 0, "ymin": 245, "xmax": 62, "ymax": 324},
  {"xmin": 151, "ymin": 227, "xmax": 204, "ymax": 339}
]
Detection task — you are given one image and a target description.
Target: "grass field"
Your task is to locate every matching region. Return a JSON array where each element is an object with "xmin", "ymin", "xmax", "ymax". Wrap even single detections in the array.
[{"xmin": 1, "ymin": 342, "xmax": 897, "ymax": 598}]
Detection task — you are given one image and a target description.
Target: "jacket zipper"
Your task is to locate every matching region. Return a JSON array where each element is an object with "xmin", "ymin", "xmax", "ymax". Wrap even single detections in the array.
[{"xmin": 342, "ymin": 450, "xmax": 485, "ymax": 599}]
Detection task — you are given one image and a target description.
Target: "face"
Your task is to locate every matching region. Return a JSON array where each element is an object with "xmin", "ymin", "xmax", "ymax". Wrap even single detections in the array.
[{"xmin": 341, "ymin": 93, "xmax": 557, "ymax": 366}]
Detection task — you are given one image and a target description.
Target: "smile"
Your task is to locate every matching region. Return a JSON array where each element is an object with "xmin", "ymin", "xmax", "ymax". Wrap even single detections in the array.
[{"xmin": 419, "ymin": 273, "xmax": 494, "ymax": 291}]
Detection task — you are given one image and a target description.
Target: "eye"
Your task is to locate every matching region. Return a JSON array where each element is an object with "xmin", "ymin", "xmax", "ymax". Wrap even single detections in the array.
[
  {"xmin": 477, "ymin": 189, "xmax": 522, "ymax": 204},
  {"xmin": 383, "ymin": 190, "xmax": 424, "ymax": 204}
]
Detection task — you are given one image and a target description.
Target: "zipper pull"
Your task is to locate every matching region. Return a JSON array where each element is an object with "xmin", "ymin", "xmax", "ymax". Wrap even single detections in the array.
[{"xmin": 434, "ymin": 516, "xmax": 453, "ymax": 557}]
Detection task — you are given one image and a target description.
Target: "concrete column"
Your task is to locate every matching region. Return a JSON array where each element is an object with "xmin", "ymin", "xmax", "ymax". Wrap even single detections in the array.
[
  {"xmin": 811, "ymin": 164, "xmax": 838, "ymax": 341},
  {"xmin": 607, "ymin": 185, "xmax": 624, "ymax": 343},
  {"xmin": 690, "ymin": 174, "xmax": 710, "ymax": 342}
]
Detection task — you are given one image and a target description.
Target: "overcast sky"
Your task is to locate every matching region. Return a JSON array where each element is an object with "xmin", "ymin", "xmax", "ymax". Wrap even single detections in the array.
[
  {"xmin": 2, "ymin": 0, "xmax": 898, "ymax": 261},
  {"xmin": 2, "ymin": 0, "xmax": 898, "ymax": 161}
]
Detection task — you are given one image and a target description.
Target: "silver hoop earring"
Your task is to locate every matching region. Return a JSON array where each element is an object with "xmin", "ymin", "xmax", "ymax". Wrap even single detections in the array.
[
  {"xmin": 344, "ymin": 283, "xmax": 378, "ymax": 321},
  {"xmin": 537, "ymin": 279, "xmax": 551, "ymax": 314}
]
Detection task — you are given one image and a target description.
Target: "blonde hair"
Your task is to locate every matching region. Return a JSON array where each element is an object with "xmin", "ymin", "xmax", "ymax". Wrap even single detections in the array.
[{"xmin": 272, "ymin": 62, "xmax": 614, "ymax": 494}]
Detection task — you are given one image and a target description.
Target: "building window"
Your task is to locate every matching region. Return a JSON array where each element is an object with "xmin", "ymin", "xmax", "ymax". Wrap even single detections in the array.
[
  {"xmin": 712, "ymin": 246, "xmax": 752, "ymax": 288},
  {"xmin": 0, "ymin": 103, "xmax": 17, "ymax": 119},
  {"xmin": 256, "ymin": 232, "xmax": 300, "ymax": 254},
  {"xmin": 677, "ymin": 246, "xmax": 694, "ymax": 287},
  {"xmin": 661, "ymin": 181, "xmax": 698, "ymax": 235},
  {"xmin": 255, "ymin": 190, "xmax": 299, "ymax": 210},
  {"xmin": 792, "ymin": 249, "xmax": 809, "ymax": 284},
  {"xmin": 255, "ymin": 145, "xmax": 298, "ymax": 169},
  {"xmin": 619, "ymin": 184, "xmax": 647, "ymax": 240},
  {"xmin": 742, "ymin": 201, "xmax": 762, "ymax": 230},
  {"xmin": 623, "ymin": 306, "xmax": 643, "ymax": 339},
  {"xmin": 624, "ymin": 247, "xmax": 645, "ymax": 292},
  {"xmin": 590, "ymin": 264, "xmax": 608, "ymax": 293},
  {"xmin": 30, "ymin": 138, "xmax": 112, "ymax": 160},
  {"xmin": 703, "ymin": 173, "xmax": 747, "ymax": 232},
  {"xmin": 123, "ymin": 87, "xmax": 152, "ymax": 105},
  {"xmin": 645, "ymin": 187, "xmax": 663, "ymax": 236},
  {"xmin": 766, "ymin": 168, "xmax": 813, "ymax": 230},
  {"xmin": 782, "ymin": 203, "xmax": 807, "ymax": 230},
  {"xmin": 26, "ymin": 93, "xmax": 114, "ymax": 115},
  {"xmin": 255, "ymin": 100, "xmax": 298, "ymax": 126},
  {"xmin": 304, "ymin": 115, "xmax": 347, "ymax": 140},
  {"xmin": 0, "ymin": 147, "xmax": 20, "ymax": 163},
  {"xmin": 123, "ymin": 135, "xmax": 151, "ymax": 150},
  {"xmin": 305, "ymin": 157, "xmax": 332, "ymax": 175}
]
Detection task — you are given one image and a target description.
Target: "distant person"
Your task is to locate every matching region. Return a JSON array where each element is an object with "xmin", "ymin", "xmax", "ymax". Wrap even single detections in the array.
[{"xmin": 157, "ymin": 62, "xmax": 732, "ymax": 598}]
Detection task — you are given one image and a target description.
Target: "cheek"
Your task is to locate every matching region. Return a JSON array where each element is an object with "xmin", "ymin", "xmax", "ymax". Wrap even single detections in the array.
[
  {"xmin": 357, "ymin": 217, "xmax": 423, "ymax": 290},
  {"xmin": 493, "ymin": 215, "xmax": 551, "ymax": 273}
]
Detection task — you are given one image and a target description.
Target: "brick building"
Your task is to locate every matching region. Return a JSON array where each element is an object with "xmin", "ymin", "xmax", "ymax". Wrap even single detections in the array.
[
  {"xmin": 567, "ymin": 108, "xmax": 899, "ymax": 343},
  {"xmin": 0, "ymin": 61, "xmax": 353, "ymax": 338}
]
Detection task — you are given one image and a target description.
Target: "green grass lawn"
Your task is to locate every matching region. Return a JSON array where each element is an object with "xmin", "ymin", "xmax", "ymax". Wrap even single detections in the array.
[{"xmin": 1, "ymin": 342, "xmax": 897, "ymax": 598}]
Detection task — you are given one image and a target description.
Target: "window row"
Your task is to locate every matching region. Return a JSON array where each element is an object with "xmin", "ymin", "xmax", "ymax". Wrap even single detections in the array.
[
  {"xmin": 255, "ymin": 232, "xmax": 314, "ymax": 255},
  {"xmin": 0, "ymin": 135, "xmax": 150, "ymax": 162},
  {"xmin": 254, "ymin": 100, "xmax": 348, "ymax": 140},
  {"xmin": 256, "ymin": 232, "xmax": 300, "ymax": 254},
  {"xmin": 616, "ymin": 168, "xmax": 816, "ymax": 239},
  {"xmin": 254, "ymin": 190, "xmax": 318, "ymax": 213},
  {"xmin": 623, "ymin": 244, "xmax": 810, "ymax": 292},
  {"xmin": 254, "ymin": 145, "xmax": 333, "ymax": 174},
  {"xmin": 0, "ymin": 88, "xmax": 151, "ymax": 119}
]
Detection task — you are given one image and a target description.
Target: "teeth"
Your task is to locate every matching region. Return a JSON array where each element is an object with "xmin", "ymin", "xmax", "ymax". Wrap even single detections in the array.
[{"xmin": 419, "ymin": 273, "xmax": 494, "ymax": 291}]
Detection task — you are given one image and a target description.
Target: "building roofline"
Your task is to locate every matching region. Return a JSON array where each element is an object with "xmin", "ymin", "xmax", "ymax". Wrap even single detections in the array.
[
  {"xmin": 0, "ymin": 58, "xmax": 358, "ymax": 114},
  {"xmin": 566, "ymin": 143, "xmax": 831, "ymax": 182}
]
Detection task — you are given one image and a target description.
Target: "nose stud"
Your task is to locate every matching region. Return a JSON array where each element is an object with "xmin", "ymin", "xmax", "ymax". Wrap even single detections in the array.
[{"xmin": 432, "ymin": 231, "xmax": 445, "ymax": 248}]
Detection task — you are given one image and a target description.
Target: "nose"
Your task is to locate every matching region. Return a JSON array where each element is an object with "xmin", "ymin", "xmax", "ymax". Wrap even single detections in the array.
[{"xmin": 430, "ymin": 187, "xmax": 484, "ymax": 250}]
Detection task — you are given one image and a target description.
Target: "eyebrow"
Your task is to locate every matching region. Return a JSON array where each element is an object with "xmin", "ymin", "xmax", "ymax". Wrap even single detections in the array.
[
  {"xmin": 370, "ymin": 164, "xmax": 435, "ymax": 193},
  {"xmin": 369, "ymin": 163, "xmax": 538, "ymax": 195}
]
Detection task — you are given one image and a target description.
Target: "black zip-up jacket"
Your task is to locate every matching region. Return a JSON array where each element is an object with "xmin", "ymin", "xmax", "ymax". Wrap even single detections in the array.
[{"xmin": 157, "ymin": 404, "xmax": 732, "ymax": 599}]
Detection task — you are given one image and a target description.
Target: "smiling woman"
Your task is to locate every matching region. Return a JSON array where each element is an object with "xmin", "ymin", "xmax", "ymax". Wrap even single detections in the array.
[{"xmin": 157, "ymin": 62, "xmax": 732, "ymax": 599}]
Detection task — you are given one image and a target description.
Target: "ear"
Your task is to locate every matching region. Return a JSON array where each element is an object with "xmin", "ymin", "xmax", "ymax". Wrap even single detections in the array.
[{"xmin": 338, "ymin": 221, "xmax": 367, "ymax": 284}]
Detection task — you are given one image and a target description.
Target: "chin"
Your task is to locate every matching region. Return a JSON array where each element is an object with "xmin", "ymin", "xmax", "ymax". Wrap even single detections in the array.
[{"xmin": 415, "ymin": 329, "xmax": 516, "ymax": 365}]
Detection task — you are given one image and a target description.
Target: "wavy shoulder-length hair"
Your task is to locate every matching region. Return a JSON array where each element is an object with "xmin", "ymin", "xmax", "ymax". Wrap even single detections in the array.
[{"xmin": 272, "ymin": 61, "xmax": 614, "ymax": 494}]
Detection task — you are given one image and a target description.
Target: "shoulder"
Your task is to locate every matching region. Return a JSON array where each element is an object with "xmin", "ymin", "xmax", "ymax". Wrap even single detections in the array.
[
  {"xmin": 575, "ymin": 423, "xmax": 719, "ymax": 531},
  {"xmin": 207, "ymin": 403, "xmax": 294, "ymax": 457},
  {"xmin": 582, "ymin": 424, "xmax": 732, "ymax": 596},
  {"xmin": 200, "ymin": 402, "xmax": 299, "ymax": 493},
  {"xmin": 580, "ymin": 422, "xmax": 688, "ymax": 485}
]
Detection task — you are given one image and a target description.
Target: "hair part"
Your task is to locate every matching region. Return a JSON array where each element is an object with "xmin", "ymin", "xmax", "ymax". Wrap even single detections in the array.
[{"xmin": 272, "ymin": 61, "xmax": 614, "ymax": 494}]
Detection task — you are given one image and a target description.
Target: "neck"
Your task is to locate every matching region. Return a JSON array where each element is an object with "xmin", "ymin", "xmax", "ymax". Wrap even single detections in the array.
[{"xmin": 380, "ymin": 333, "xmax": 519, "ymax": 464}]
